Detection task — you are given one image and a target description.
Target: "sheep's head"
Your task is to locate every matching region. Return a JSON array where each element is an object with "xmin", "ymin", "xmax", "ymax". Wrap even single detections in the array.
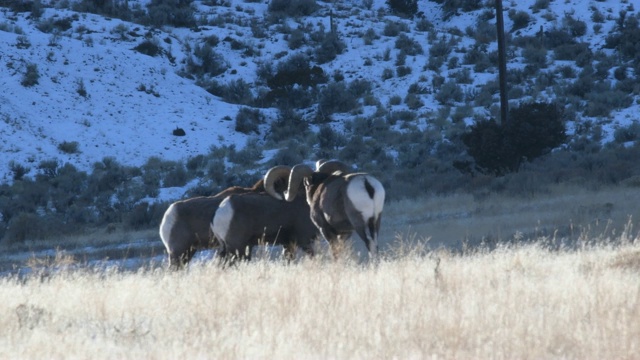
[
  {"xmin": 265, "ymin": 160, "xmax": 351, "ymax": 202},
  {"xmin": 264, "ymin": 160, "xmax": 351, "ymax": 201},
  {"xmin": 263, "ymin": 165, "xmax": 292, "ymax": 200}
]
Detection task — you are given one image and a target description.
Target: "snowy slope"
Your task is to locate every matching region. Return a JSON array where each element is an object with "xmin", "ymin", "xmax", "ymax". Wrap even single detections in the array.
[
  {"xmin": 0, "ymin": 6, "xmax": 249, "ymax": 183},
  {"xmin": 0, "ymin": 0, "xmax": 636, "ymax": 186}
]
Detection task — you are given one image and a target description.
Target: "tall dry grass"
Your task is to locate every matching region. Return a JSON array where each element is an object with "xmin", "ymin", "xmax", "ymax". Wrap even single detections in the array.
[
  {"xmin": 0, "ymin": 242, "xmax": 639, "ymax": 359},
  {"xmin": 1, "ymin": 184, "xmax": 640, "ymax": 358}
]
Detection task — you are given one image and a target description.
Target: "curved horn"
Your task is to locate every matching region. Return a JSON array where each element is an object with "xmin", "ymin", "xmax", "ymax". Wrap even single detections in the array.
[
  {"xmin": 285, "ymin": 164, "xmax": 314, "ymax": 202},
  {"xmin": 315, "ymin": 159, "xmax": 327, "ymax": 171},
  {"xmin": 317, "ymin": 160, "xmax": 351, "ymax": 175},
  {"xmin": 263, "ymin": 165, "xmax": 292, "ymax": 200}
]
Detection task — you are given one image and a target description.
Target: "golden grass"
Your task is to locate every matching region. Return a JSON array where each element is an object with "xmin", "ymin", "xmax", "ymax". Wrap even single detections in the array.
[
  {"xmin": 2, "ymin": 185, "xmax": 640, "ymax": 358},
  {"xmin": 1, "ymin": 243, "xmax": 639, "ymax": 359}
]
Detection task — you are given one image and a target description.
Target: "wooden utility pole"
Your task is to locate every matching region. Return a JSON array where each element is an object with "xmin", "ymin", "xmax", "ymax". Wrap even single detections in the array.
[{"xmin": 496, "ymin": 0, "xmax": 508, "ymax": 124}]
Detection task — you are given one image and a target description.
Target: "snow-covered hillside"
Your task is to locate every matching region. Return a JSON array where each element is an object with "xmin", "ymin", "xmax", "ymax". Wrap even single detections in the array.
[{"xmin": 0, "ymin": 0, "xmax": 636, "ymax": 186}]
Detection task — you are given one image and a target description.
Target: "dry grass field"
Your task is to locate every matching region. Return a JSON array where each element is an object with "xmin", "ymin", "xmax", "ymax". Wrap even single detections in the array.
[{"xmin": 1, "ymin": 185, "xmax": 640, "ymax": 359}]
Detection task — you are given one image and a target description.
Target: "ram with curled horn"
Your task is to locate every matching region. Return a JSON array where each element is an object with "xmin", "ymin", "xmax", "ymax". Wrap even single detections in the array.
[
  {"xmin": 159, "ymin": 169, "xmax": 291, "ymax": 269},
  {"xmin": 210, "ymin": 162, "xmax": 342, "ymax": 263},
  {"xmin": 264, "ymin": 160, "xmax": 385, "ymax": 259}
]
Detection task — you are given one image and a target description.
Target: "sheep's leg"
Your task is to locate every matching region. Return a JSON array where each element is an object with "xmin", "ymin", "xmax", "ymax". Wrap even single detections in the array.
[
  {"xmin": 169, "ymin": 244, "xmax": 197, "ymax": 270},
  {"xmin": 282, "ymin": 241, "xmax": 315, "ymax": 263},
  {"xmin": 283, "ymin": 243, "xmax": 296, "ymax": 263},
  {"xmin": 320, "ymin": 228, "xmax": 345, "ymax": 259}
]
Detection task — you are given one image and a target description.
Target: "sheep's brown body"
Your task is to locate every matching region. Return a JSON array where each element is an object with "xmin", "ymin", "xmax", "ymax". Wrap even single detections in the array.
[
  {"xmin": 159, "ymin": 180, "xmax": 270, "ymax": 269},
  {"xmin": 265, "ymin": 161, "xmax": 385, "ymax": 259},
  {"xmin": 210, "ymin": 191, "xmax": 317, "ymax": 263}
]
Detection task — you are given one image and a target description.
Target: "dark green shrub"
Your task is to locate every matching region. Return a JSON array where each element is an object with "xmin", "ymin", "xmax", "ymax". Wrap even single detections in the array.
[
  {"xmin": 463, "ymin": 43, "xmax": 489, "ymax": 64},
  {"xmin": 389, "ymin": 109, "xmax": 417, "ymax": 123},
  {"xmin": 615, "ymin": 78, "xmax": 638, "ymax": 94},
  {"xmin": 396, "ymin": 65, "xmax": 412, "ymax": 77},
  {"xmin": 389, "ymin": 95, "xmax": 402, "ymax": 106},
  {"xmin": 265, "ymin": 53, "xmax": 327, "ymax": 90},
  {"xmin": 553, "ymin": 42, "xmax": 591, "ymax": 62},
  {"xmin": 185, "ymin": 154, "xmax": 207, "ymax": 177},
  {"xmin": 134, "ymin": 39, "xmax": 162, "ymax": 57},
  {"xmin": 315, "ymin": 32, "xmax": 346, "ymax": 64},
  {"xmin": 429, "ymin": 35, "xmax": 453, "ymax": 59},
  {"xmin": 146, "ymin": 0, "xmax": 196, "ymax": 28},
  {"xmin": 544, "ymin": 27, "xmax": 575, "ymax": 49},
  {"xmin": 429, "ymin": 0, "xmax": 483, "ymax": 16},
  {"xmin": 395, "ymin": 33, "xmax": 423, "ymax": 55},
  {"xmin": 58, "ymin": 141, "xmax": 80, "ymax": 154},
  {"xmin": 76, "ymin": 78, "xmax": 88, "ymax": 98},
  {"xmin": 386, "ymin": 0, "xmax": 417, "ymax": 17},
  {"xmin": 563, "ymin": 14, "xmax": 587, "ymax": 37},
  {"xmin": 396, "ymin": 48, "xmax": 406, "ymax": 67},
  {"xmin": 566, "ymin": 75, "xmax": 593, "ymax": 98},
  {"xmin": 268, "ymin": 139, "xmax": 309, "ymax": 166},
  {"xmin": 383, "ymin": 21, "xmax": 409, "ymax": 37},
  {"xmin": 522, "ymin": 45, "xmax": 547, "ymax": 69},
  {"xmin": 9, "ymin": 162, "xmax": 29, "ymax": 181},
  {"xmin": 591, "ymin": 10, "xmax": 605, "ymax": 24},
  {"xmin": 288, "ymin": 28, "xmax": 306, "ymax": 49},
  {"xmin": 227, "ymin": 138, "xmax": 262, "ymax": 167},
  {"xmin": 462, "ymin": 102, "xmax": 566, "ymax": 175},
  {"xmin": 451, "ymin": 68, "xmax": 473, "ymax": 84},
  {"xmin": 415, "ymin": 18, "xmax": 433, "ymax": 32},
  {"xmin": 187, "ymin": 43, "xmax": 228, "ymax": 78},
  {"xmin": 603, "ymin": 11, "xmax": 640, "ymax": 62},
  {"xmin": 268, "ymin": 0, "xmax": 318, "ymax": 17},
  {"xmin": 268, "ymin": 108, "xmax": 310, "ymax": 143},
  {"xmin": 585, "ymin": 88, "xmax": 633, "ymax": 117},
  {"xmin": 382, "ymin": 68, "xmax": 394, "ymax": 81},
  {"xmin": 404, "ymin": 93, "xmax": 423, "ymax": 110},
  {"xmin": 21, "ymin": 63, "xmax": 39, "ymax": 87},
  {"xmin": 435, "ymin": 81, "xmax": 463, "ymax": 105},
  {"xmin": 362, "ymin": 28, "xmax": 379, "ymax": 45},
  {"xmin": 163, "ymin": 163, "xmax": 188, "ymax": 188},
  {"xmin": 88, "ymin": 157, "xmax": 132, "ymax": 194},
  {"xmin": 124, "ymin": 202, "xmax": 155, "ymax": 230},
  {"xmin": 408, "ymin": 82, "xmax": 428, "ymax": 94},
  {"xmin": 235, "ymin": 107, "xmax": 264, "ymax": 134},
  {"xmin": 15, "ymin": 35, "xmax": 30, "ymax": 49},
  {"xmin": 613, "ymin": 122, "xmax": 640, "ymax": 143},
  {"xmin": 557, "ymin": 65, "xmax": 576, "ymax": 78},
  {"xmin": 316, "ymin": 124, "xmax": 346, "ymax": 156},
  {"xmin": 508, "ymin": 9, "xmax": 531, "ymax": 32},
  {"xmin": 221, "ymin": 79, "xmax": 253, "ymax": 105},
  {"xmin": 49, "ymin": 164, "xmax": 89, "ymax": 215},
  {"xmin": 203, "ymin": 35, "xmax": 219, "ymax": 47},
  {"xmin": 4, "ymin": 212, "xmax": 46, "ymax": 244},
  {"xmin": 532, "ymin": 0, "xmax": 549, "ymax": 12},
  {"xmin": 318, "ymin": 82, "xmax": 358, "ymax": 115},
  {"xmin": 614, "ymin": 66, "xmax": 628, "ymax": 81},
  {"xmin": 73, "ymin": 0, "xmax": 134, "ymax": 20},
  {"xmin": 473, "ymin": 18, "xmax": 496, "ymax": 44},
  {"xmin": 36, "ymin": 159, "xmax": 59, "ymax": 180},
  {"xmin": 348, "ymin": 79, "xmax": 373, "ymax": 98}
]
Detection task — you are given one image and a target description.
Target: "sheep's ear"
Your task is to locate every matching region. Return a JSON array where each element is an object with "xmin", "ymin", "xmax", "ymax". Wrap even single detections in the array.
[{"xmin": 303, "ymin": 177, "xmax": 311, "ymax": 187}]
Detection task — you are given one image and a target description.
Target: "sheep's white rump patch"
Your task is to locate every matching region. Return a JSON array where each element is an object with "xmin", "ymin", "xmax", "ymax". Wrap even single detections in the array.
[
  {"xmin": 211, "ymin": 196, "xmax": 234, "ymax": 244},
  {"xmin": 159, "ymin": 203, "xmax": 178, "ymax": 248},
  {"xmin": 346, "ymin": 175, "xmax": 385, "ymax": 220}
]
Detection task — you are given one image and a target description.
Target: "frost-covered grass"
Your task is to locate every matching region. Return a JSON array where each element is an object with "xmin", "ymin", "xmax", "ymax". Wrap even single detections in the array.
[
  {"xmin": 2, "ymin": 184, "xmax": 640, "ymax": 358},
  {"xmin": 0, "ymin": 240, "xmax": 639, "ymax": 359}
]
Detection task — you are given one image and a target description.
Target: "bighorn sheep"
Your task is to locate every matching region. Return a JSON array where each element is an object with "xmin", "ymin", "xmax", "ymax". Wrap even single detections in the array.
[
  {"xmin": 210, "ymin": 162, "xmax": 350, "ymax": 263},
  {"xmin": 159, "ymin": 171, "xmax": 288, "ymax": 269},
  {"xmin": 264, "ymin": 161, "xmax": 385, "ymax": 259}
]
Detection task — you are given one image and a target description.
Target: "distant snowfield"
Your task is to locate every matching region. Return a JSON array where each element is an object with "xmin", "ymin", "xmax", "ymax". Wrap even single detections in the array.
[
  {"xmin": 0, "ymin": 0, "xmax": 635, "ymax": 187},
  {"xmin": 0, "ymin": 6, "xmax": 249, "ymax": 183}
]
